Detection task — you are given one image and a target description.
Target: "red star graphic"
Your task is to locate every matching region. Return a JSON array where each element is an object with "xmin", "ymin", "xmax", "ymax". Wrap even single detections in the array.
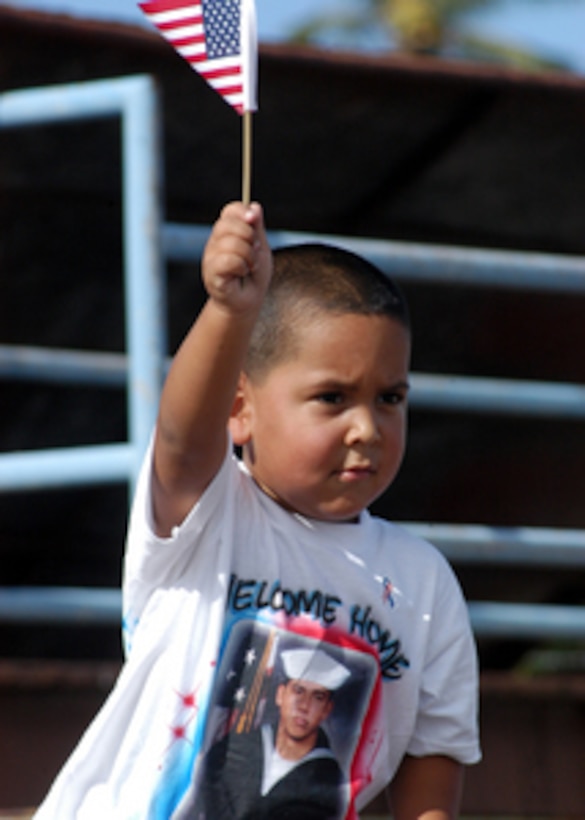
[
  {"xmin": 175, "ymin": 684, "xmax": 200, "ymax": 712},
  {"xmin": 164, "ymin": 711, "xmax": 196, "ymax": 756},
  {"xmin": 171, "ymin": 724, "xmax": 189, "ymax": 741}
]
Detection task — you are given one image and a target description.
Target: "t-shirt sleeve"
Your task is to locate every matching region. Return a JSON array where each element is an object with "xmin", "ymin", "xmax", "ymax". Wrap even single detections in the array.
[
  {"xmin": 121, "ymin": 435, "xmax": 236, "ymax": 655},
  {"xmin": 406, "ymin": 556, "xmax": 482, "ymax": 765}
]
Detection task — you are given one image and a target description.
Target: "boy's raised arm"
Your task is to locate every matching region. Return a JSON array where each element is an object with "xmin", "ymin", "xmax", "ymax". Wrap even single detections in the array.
[{"xmin": 151, "ymin": 202, "xmax": 272, "ymax": 537}]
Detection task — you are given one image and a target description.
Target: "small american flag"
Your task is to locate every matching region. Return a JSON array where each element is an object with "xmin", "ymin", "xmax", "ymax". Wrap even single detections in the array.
[{"xmin": 138, "ymin": 0, "xmax": 257, "ymax": 115}]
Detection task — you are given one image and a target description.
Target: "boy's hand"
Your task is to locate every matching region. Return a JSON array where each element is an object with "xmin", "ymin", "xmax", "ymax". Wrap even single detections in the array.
[{"xmin": 202, "ymin": 201, "xmax": 272, "ymax": 315}]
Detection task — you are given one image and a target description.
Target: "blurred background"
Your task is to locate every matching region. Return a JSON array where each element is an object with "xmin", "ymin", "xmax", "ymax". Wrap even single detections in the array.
[
  {"xmin": 3, "ymin": 0, "xmax": 585, "ymax": 73},
  {"xmin": 0, "ymin": 0, "xmax": 584, "ymax": 816}
]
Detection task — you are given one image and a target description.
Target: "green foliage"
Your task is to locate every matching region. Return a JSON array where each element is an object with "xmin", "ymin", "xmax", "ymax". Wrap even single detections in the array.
[{"xmin": 290, "ymin": 0, "xmax": 571, "ymax": 71}]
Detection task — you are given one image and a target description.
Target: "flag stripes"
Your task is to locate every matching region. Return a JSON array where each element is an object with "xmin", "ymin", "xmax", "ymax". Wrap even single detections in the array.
[{"xmin": 139, "ymin": 0, "xmax": 256, "ymax": 114}]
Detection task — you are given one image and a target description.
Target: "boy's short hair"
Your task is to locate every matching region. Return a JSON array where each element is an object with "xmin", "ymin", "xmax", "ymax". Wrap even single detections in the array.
[{"xmin": 245, "ymin": 243, "xmax": 410, "ymax": 381}]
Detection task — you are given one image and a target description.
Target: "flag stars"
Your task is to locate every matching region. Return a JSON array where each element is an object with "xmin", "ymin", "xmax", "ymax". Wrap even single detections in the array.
[
  {"xmin": 234, "ymin": 686, "xmax": 246, "ymax": 704},
  {"xmin": 244, "ymin": 647, "xmax": 257, "ymax": 666},
  {"xmin": 202, "ymin": 0, "xmax": 241, "ymax": 58}
]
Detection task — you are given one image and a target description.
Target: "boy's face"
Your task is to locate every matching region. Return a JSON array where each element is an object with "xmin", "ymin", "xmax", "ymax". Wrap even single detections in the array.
[{"xmin": 230, "ymin": 311, "xmax": 410, "ymax": 522}]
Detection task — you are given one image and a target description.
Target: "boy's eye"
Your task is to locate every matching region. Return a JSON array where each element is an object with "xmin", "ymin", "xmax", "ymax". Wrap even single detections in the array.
[
  {"xmin": 317, "ymin": 392, "xmax": 344, "ymax": 405},
  {"xmin": 379, "ymin": 391, "xmax": 406, "ymax": 406}
]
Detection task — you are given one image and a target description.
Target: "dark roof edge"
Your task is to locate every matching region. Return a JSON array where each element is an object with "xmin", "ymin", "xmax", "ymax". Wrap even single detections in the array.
[{"xmin": 260, "ymin": 41, "xmax": 585, "ymax": 94}]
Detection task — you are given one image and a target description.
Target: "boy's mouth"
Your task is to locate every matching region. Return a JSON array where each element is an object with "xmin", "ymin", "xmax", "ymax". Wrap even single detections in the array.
[{"xmin": 336, "ymin": 464, "xmax": 375, "ymax": 482}]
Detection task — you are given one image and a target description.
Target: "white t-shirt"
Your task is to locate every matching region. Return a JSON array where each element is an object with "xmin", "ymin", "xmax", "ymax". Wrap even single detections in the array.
[{"xmin": 35, "ymin": 443, "xmax": 481, "ymax": 819}]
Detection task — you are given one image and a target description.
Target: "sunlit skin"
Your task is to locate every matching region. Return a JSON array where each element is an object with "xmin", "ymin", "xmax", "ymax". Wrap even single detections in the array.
[
  {"xmin": 229, "ymin": 311, "xmax": 411, "ymax": 522},
  {"xmin": 275, "ymin": 679, "xmax": 334, "ymax": 761}
]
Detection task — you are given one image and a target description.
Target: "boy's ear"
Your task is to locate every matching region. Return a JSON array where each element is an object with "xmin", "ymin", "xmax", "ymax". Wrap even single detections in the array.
[{"xmin": 228, "ymin": 374, "xmax": 253, "ymax": 445}]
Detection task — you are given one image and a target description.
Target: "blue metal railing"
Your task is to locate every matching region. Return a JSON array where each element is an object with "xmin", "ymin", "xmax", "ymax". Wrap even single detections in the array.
[
  {"xmin": 0, "ymin": 587, "xmax": 583, "ymax": 640},
  {"xmin": 0, "ymin": 75, "xmax": 166, "ymax": 491},
  {"xmin": 163, "ymin": 222, "xmax": 585, "ymax": 294},
  {"xmin": 0, "ymin": 76, "xmax": 584, "ymax": 641}
]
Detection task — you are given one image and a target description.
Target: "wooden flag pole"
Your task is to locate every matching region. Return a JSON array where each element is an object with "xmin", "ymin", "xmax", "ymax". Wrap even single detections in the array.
[{"xmin": 242, "ymin": 110, "xmax": 253, "ymax": 206}]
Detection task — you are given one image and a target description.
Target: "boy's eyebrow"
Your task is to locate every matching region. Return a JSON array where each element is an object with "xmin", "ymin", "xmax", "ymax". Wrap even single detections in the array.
[
  {"xmin": 382, "ymin": 379, "xmax": 410, "ymax": 393},
  {"xmin": 308, "ymin": 376, "xmax": 411, "ymax": 392}
]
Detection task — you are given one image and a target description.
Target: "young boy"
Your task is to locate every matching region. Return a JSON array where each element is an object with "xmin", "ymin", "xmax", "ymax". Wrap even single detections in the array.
[{"xmin": 35, "ymin": 202, "xmax": 480, "ymax": 819}]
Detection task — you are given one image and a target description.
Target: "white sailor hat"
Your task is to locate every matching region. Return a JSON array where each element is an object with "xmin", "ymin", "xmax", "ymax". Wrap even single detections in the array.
[{"xmin": 281, "ymin": 647, "xmax": 350, "ymax": 691}]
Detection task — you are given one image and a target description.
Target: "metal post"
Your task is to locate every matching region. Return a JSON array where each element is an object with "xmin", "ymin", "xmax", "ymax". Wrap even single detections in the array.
[{"xmin": 121, "ymin": 76, "xmax": 166, "ymax": 489}]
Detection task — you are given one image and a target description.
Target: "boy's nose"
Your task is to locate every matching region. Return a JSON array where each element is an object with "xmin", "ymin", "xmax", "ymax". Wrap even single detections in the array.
[{"xmin": 345, "ymin": 405, "xmax": 380, "ymax": 446}]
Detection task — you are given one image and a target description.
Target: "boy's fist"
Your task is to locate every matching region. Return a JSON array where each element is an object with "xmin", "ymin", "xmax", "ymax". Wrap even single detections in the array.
[{"xmin": 202, "ymin": 202, "xmax": 272, "ymax": 314}]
